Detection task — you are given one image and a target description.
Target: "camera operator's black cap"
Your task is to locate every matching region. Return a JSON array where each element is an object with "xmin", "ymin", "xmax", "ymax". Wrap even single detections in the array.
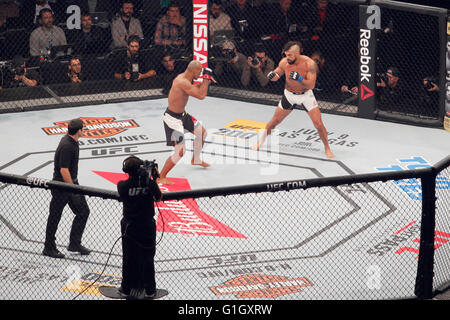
[{"xmin": 123, "ymin": 155, "xmax": 143, "ymax": 175}]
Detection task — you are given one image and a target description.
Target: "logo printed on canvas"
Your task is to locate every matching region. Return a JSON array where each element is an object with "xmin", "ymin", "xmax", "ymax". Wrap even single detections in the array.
[
  {"xmin": 42, "ymin": 117, "xmax": 139, "ymax": 138},
  {"xmin": 210, "ymin": 274, "xmax": 312, "ymax": 298}
]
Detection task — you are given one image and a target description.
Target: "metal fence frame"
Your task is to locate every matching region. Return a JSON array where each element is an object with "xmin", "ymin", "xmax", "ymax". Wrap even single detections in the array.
[{"xmin": 0, "ymin": 155, "xmax": 448, "ymax": 300}]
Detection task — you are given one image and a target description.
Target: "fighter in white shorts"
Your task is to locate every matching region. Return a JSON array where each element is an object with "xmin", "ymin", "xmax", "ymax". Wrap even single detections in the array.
[{"xmin": 252, "ymin": 41, "xmax": 334, "ymax": 158}]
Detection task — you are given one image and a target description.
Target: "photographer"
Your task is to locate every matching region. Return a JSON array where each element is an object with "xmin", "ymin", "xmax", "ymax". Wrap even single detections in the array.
[
  {"xmin": 64, "ymin": 57, "xmax": 85, "ymax": 83},
  {"xmin": 213, "ymin": 40, "xmax": 250, "ymax": 87},
  {"xmin": 114, "ymin": 35, "xmax": 156, "ymax": 82},
  {"xmin": 2, "ymin": 55, "xmax": 39, "ymax": 89},
  {"xmin": 376, "ymin": 66, "xmax": 406, "ymax": 108},
  {"xmin": 117, "ymin": 155, "xmax": 162, "ymax": 299},
  {"xmin": 246, "ymin": 44, "xmax": 274, "ymax": 88},
  {"xmin": 419, "ymin": 75, "xmax": 439, "ymax": 110}
]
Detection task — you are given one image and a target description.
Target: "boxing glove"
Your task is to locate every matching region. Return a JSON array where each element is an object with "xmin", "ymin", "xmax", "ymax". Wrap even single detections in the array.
[
  {"xmin": 289, "ymin": 71, "xmax": 303, "ymax": 82},
  {"xmin": 202, "ymin": 68, "xmax": 216, "ymax": 81},
  {"xmin": 267, "ymin": 71, "xmax": 278, "ymax": 81}
]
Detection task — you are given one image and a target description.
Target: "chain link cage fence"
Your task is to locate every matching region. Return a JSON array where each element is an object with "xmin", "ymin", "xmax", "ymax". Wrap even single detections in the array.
[
  {"xmin": 0, "ymin": 156, "xmax": 448, "ymax": 300},
  {"xmin": 0, "ymin": 1, "xmax": 447, "ymax": 126},
  {"xmin": 433, "ymin": 163, "xmax": 450, "ymax": 295}
]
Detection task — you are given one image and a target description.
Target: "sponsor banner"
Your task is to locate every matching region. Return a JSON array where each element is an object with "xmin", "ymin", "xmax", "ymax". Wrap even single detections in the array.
[
  {"xmin": 157, "ymin": 178, "xmax": 246, "ymax": 238},
  {"xmin": 376, "ymin": 156, "xmax": 450, "ymax": 200},
  {"xmin": 358, "ymin": 5, "xmax": 377, "ymax": 119},
  {"xmin": 42, "ymin": 117, "xmax": 139, "ymax": 138},
  {"xmin": 193, "ymin": 0, "xmax": 208, "ymax": 84},
  {"xmin": 61, "ymin": 270, "xmax": 122, "ymax": 296},
  {"xmin": 93, "ymin": 171, "xmax": 246, "ymax": 239},
  {"xmin": 359, "ymin": 220, "xmax": 450, "ymax": 259},
  {"xmin": 210, "ymin": 274, "xmax": 312, "ymax": 299},
  {"xmin": 210, "ymin": 119, "xmax": 266, "ymax": 140}
]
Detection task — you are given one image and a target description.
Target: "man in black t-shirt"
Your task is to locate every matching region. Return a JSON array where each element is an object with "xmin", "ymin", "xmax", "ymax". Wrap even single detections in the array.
[
  {"xmin": 113, "ymin": 36, "xmax": 156, "ymax": 82},
  {"xmin": 43, "ymin": 118, "xmax": 91, "ymax": 259},
  {"xmin": 117, "ymin": 155, "xmax": 162, "ymax": 299}
]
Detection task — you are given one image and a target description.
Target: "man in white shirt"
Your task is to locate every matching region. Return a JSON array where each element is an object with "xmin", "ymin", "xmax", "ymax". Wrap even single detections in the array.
[
  {"xmin": 209, "ymin": 0, "xmax": 233, "ymax": 39},
  {"xmin": 29, "ymin": 8, "xmax": 67, "ymax": 57},
  {"xmin": 111, "ymin": 0, "xmax": 143, "ymax": 48}
]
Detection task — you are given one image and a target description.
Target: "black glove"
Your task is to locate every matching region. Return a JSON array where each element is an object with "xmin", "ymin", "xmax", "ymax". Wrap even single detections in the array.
[
  {"xmin": 267, "ymin": 71, "xmax": 278, "ymax": 81},
  {"xmin": 289, "ymin": 71, "xmax": 303, "ymax": 82}
]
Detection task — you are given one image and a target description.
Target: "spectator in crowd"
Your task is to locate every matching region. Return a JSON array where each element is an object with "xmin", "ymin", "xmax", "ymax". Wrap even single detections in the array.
[
  {"xmin": 113, "ymin": 35, "xmax": 156, "ymax": 82},
  {"xmin": 157, "ymin": 50, "xmax": 184, "ymax": 94},
  {"xmin": 209, "ymin": 0, "xmax": 233, "ymax": 39},
  {"xmin": 29, "ymin": 8, "xmax": 67, "ymax": 57},
  {"xmin": 376, "ymin": 66, "xmax": 406, "ymax": 107},
  {"xmin": 63, "ymin": 56, "xmax": 86, "ymax": 83},
  {"xmin": 266, "ymin": 0, "xmax": 304, "ymax": 36},
  {"xmin": 1, "ymin": 55, "xmax": 39, "ymax": 89},
  {"xmin": 246, "ymin": 43, "xmax": 274, "ymax": 88},
  {"xmin": 213, "ymin": 40, "xmax": 250, "ymax": 87},
  {"xmin": 111, "ymin": 0, "xmax": 143, "ymax": 48},
  {"xmin": 226, "ymin": 0, "xmax": 261, "ymax": 40},
  {"xmin": 69, "ymin": 12, "xmax": 110, "ymax": 55},
  {"xmin": 153, "ymin": 1, "xmax": 186, "ymax": 47},
  {"xmin": 304, "ymin": 0, "xmax": 342, "ymax": 36}
]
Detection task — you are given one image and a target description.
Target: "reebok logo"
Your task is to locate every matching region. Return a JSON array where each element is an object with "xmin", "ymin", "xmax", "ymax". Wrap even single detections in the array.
[{"xmin": 360, "ymin": 84, "xmax": 374, "ymax": 100}]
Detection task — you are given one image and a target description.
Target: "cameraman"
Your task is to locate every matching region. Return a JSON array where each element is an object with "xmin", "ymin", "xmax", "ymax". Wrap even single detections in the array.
[
  {"xmin": 2, "ymin": 55, "xmax": 39, "ymax": 89},
  {"xmin": 246, "ymin": 44, "xmax": 274, "ymax": 88},
  {"xmin": 117, "ymin": 155, "xmax": 162, "ymax": 299},
  {"xmin": 213, "ymin": 40, "xmax": 250, "ymax": 87},
  {"xmin": 114, "ymin": 35, "xmax": 156, "ymax": 82}
]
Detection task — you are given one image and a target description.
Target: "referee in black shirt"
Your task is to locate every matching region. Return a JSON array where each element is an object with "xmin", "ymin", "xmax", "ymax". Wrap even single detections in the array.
[{"xmin": 43, "ymin": 118, "xmax": 91, "ymax": 259}]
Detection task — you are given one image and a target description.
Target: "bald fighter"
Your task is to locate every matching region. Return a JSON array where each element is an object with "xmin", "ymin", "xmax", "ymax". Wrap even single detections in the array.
[
  {"xmin": 158, "ymin": 60, "xmax": 216, "ymax": 185},
  {"xmin": 252, "ymin": 41, "xmax": 334, "ymax": 158}
]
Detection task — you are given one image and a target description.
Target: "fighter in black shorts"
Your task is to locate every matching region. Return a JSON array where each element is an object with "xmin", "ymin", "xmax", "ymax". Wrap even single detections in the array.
[{"xmin": 157, "ymin": 60, "xmax": 216, "ymax": 185}]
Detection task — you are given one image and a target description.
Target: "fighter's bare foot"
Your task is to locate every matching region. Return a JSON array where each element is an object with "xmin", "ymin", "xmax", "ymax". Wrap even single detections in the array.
[
  {"xmin": 251, "ymin": 143, "xmax": 261, "ymax": 151},
  {"xmin": 325, "ymin": 149, "xmax": 335, "ymax": 158},
  {"xmin": 157, "ymin": 177, "xmax": 174, "ymax": 185},
  {"xmin": 191, "ymin": 160, "xmax": 210, "ymax": 168}
]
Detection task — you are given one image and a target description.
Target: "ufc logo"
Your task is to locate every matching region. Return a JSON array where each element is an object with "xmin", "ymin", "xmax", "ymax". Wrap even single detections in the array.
[{"xmin": 128, "ymin": 187, "xmax": 149, "ymax": 196}]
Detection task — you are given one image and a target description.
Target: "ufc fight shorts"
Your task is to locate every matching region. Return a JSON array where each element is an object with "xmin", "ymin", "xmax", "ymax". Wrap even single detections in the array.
[
  {"xmin": 279, "ymin": 89, "xmax": 319, "ymax": 112},
  {"xmin": 163, "ymin": 108, "xmax": 201, "ymax": 146}
]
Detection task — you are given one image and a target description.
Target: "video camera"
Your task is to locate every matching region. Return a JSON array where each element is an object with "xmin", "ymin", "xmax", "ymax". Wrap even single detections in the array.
[
  {"xmin": 140, "ymin": 160, "xmax": 160, "ymax": 180},
  {"xmin": 123, "ymin": 156, "xmax": 159, "ymax": 180}
]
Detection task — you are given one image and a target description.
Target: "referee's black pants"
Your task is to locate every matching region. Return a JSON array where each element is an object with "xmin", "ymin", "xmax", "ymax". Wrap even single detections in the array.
[{"xmin": 44, "ymin": 188, "xmax": 90, "ymax": 249}]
